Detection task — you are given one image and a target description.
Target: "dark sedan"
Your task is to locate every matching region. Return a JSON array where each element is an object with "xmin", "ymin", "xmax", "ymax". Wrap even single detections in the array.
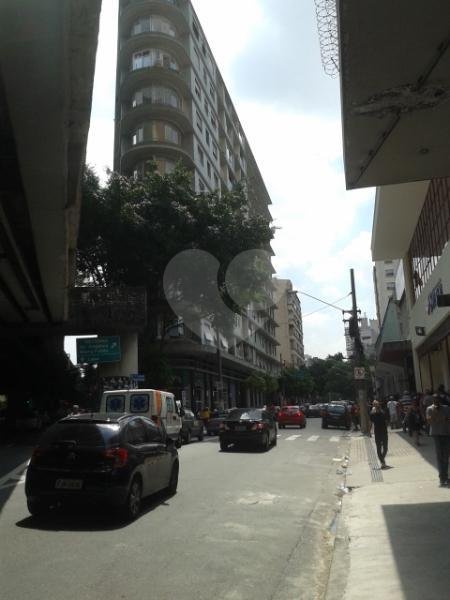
[
  {"xmin": 181, "ymin": 409, "xmax": 204, "ymax": 443},
  {"xmin": 219, "ymin": 408, "xmax": 277, "ymax": 451},
  {"xmin": 25, "ymin": 413, "xmax": 179, "ymax": 521},
  {"xmin": 321, "ymin": 404, "xmax": 351, "ymax": 430},
  {"xmin": 206, "ymin": 411, "xmax": 229, "ymax": 436}
]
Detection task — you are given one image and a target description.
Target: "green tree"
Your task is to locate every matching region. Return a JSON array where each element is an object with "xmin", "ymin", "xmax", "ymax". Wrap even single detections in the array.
[
  {"xmin": 279, "ymin": 367, "xmax": 314, "ymax": 399},
  {"xmin": 77, "ymin": 165, "xmax": 275, "ymax": 386}
]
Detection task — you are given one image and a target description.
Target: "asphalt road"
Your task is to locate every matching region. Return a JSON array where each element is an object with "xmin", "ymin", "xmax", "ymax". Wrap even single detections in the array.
[{"xmin": 0, "ymin": 419, "xmax": 351, "ymax": 600}]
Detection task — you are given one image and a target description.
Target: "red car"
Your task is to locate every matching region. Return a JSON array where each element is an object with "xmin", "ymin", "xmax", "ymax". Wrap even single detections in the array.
[{"xmin": 277, "ymin": 406, "xmax": 306, "ymax": 429}]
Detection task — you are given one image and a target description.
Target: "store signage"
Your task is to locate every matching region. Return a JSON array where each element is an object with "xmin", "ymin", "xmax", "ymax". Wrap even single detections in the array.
[{"xmin": 427, "ymin": 280, "xmax": 443, "ymax": 314}]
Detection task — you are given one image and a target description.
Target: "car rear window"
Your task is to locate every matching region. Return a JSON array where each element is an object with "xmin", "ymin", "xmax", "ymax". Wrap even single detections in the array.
[
  {"xmin": 227, "ymin": 409, "xmax": 262, "ymax": 421},
  {"xmin": 39, "ymin": 422, "xmax": 120, "ymax": 447},
  {"xmin": 130, "ymin": 393, "xmax": 150, "ymax": 413},
  {"xmin": 328, "ymin": 405, "xmax": 345, "ymax": 413}
]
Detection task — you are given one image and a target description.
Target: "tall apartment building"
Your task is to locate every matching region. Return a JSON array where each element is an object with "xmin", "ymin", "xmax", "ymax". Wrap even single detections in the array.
[
  {"xmin": 373, "ymin": 259, "xmax": 400, "ymax": 324},
  {"xmin": 113, "ymin": 0, "xmax": 279, "ymax": 409},
  {"xmin": 273, "ymin": 279, "xmax": 304, "ymax": 369}
]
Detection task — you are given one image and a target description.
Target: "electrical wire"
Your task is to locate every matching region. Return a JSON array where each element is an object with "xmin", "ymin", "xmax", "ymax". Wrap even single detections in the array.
[{"xmin": 301, "ymin": 292, "xmax": 351, "ymax": 318}]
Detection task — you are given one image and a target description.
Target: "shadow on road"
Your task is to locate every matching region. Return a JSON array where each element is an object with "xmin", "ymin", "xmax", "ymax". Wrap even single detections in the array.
[
  {"xmin": 392, "ymin": 430, "xmax": 438, "ymax": 471},
  {"xmin": 15, "ymin": 489, "xmax": 173, "ymax": 532},
  {"xmin": 383, "ymin": 501, "xmax": 450, "ymax": 600}
]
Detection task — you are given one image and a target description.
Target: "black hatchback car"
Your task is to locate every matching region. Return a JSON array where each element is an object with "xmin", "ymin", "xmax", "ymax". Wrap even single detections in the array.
[
  {"xmin": 25, "ymin": 413, "xmax": 179, "ymax": 520},
  {"xmin": 219, "ymin": 408, "xmax": 277, "ymax": 451}
]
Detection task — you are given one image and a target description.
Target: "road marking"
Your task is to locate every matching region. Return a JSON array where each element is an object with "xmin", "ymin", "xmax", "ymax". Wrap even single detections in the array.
[
  {"xmin": 0, "ymin": 460, "xmax": 30, "ymax": 489},
  {"xmin": 307, "ymin": 435, "xmax": 319, "ymax": 442},
  {"xmin": 285, "ymin": 434, "xmax": 302, "ymax": 441},
  {"xmin": 330, "ymin": 436, "xmax": 340, "ymax": 442}
]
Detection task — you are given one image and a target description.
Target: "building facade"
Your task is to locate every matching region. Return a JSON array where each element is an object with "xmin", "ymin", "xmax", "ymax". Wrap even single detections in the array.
[
  {"xmin": 372, "ymin": 179, "xmax": 450, "ymax": 394},
  {"xmin": 114, "ymin": 0, "xmax": 279, "ymax": 409},
  {"xmin": 273, "ymin": 279, "xmax": 304, "ymax": 369},
  {"xmin": 373, "ymin": 259, "xmax": 400, "ymax": 324}
]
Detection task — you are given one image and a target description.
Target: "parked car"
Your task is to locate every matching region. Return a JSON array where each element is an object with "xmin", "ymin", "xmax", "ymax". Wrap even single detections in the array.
[
  {"xmin": 25, "ymin": 413, "xmax": 179, "ymax": 520},
  {"xmin": 206, "ymin": 411, "xmax": 229, "ymax": 436},
  {"xmin": 321, "ymin": 404, "xmax": 351, "ymax": 430},
  {"xmin": 277, "ymin": 406, "xmax": 306, "ymax": 429},
  {"xmin": 219, "ymin": 408, "xmax": 277, "ymax": 451},
  {"xmin": 180, "ymin": 409, "xmax": 204, "ymax": 443}
]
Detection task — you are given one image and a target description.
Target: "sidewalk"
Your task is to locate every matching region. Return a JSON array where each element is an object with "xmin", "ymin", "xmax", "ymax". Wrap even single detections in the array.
[{"xmin": 327, "ymin": 429, "xmax": 450, "ymax": 600}]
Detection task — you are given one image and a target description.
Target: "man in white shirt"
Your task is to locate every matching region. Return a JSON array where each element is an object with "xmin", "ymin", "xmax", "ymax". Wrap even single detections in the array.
[{"xmin": 387, "ymin": 396, "xmax": 399, "ymax": 429}]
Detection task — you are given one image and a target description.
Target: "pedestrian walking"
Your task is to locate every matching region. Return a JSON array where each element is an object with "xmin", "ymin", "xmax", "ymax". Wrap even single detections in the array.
[
  {"xmin": 407, "ymin": 400, "xmax": 423, "ymax": 446},
  {"xmin": 351, "ymin": 402, "xmax": 360, "ymax": 431},
  {"xmin": 387, "ymin": 395, "xmax": 399, "ymax": 429},
  {"xmin": 370, "ymin": 400, "xmax": 389, "ymax": 469},
  {"xmin": 426, "ymin": 394, "xmax": 450, "ymax": 487}
]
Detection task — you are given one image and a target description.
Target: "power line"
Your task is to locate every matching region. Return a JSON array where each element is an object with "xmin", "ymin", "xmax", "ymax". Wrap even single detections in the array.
[
  {"xmin": 299, "ymin": 290, "xmax": 351, "ymax": 313},
  {"xmin": 303, "ymin": 293, "xmax": 351, "ymax": 318}
]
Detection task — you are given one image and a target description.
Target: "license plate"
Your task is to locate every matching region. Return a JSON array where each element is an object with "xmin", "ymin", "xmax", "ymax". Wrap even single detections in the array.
[
  {"xmin": 55, "ymin": 479, "xmax": 83, "ymax": 490},
  {"xmin": 235, "ymin": 425, "xmax": 247, "ymax": 431}
]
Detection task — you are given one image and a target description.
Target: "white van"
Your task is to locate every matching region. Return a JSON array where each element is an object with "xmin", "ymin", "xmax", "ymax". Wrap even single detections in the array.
[{"xmin": 100, "ymin": 389, "xmax": 182, "ymax": 446}]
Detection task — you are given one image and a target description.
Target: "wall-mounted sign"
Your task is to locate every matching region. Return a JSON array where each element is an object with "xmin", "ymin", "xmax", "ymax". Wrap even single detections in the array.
[
  {"xmin": 415, "ymin": 326, "xmax": 426, "ymax": 337},
  {"xmin": 354, "ymin": 367, "xmax": 366, "ymax": 380},
  {"xmin": 427, "ymin": 280, "xmax": 443, "ymax": 315}
]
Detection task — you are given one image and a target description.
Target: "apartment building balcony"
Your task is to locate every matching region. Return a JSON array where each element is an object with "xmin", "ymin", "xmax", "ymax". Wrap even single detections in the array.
[
  {"xmin": 120, "ymin": 0, "xmax": 188, "ymax": 35},
  {"xmin": 121, "ymin": 102, "xmax": 192, "ymax": 137},
  {"xmin": 120, "ymin": 139, "xmax": 194, "ymax": 174},
  {"xmin": 120, "ymin": 33, "xmax": 190, "ymax": 71}
]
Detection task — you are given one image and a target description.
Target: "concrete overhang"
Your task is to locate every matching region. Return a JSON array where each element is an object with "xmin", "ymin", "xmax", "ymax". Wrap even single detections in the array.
[
  {"xmin": 338, "ymin": 0, "xmax": 450, "ymax": 190},
  {"xmin": 371, "ymin": 181, "xmax": 429, "ymax": 261},
  {"xmin": 0, "ymin": 0, "xmax": 101, "ymax": 326}
]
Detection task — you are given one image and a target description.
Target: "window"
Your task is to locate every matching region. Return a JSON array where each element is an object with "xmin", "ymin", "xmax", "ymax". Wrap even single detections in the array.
[
  {"xmin": 385, "ymin": 269, "xmax": 395, "ymax": 277},
  {"xmin": 204, "ymin": 99, "xmax": 209, "ymax": 115},
  {"xmin": 105, "ymin": 394, "xmax": 125, "ymax": 412},
  {"xmin": 132, "ymin": 16, "xmax": 177, "ymax": 37},
  {"xmin": 207, "ymin": 161, "xmax": 211, "ymax": 178},
  {"xmin": 212, "ymin": 143, "xmax": 218, "ymax": 160},
  {"xmin": 130, "ymin": 394, "xmax": 150, "ymax": 413},
  {"xmin": 210, "ymin": 114, "xmax": 217, "ymax": 130},
  {"xmin": 192, "ymin": 20, "xmax": 200, "ymax": 40},
  {"xmin": 409, "ymin": 177, "xmax": 450, "ymax": 298},
  {"xmin": 197, "ymin": 143, "xmax": 204, "ymax": 165},
  {"xmin": 133, "ymin": 158, "xmax": 176, "ymax": 178},
  {"xmin": 132, "ymin": 49, "xmax": 178, "ymax": 71},
  {"xmin": 193, "ymin": 47, "xmax": 200, "ymax": 68},
  {"xmin": 386, "ymin": 282, "xmax": 396, "ymax": 290},
  {"xmin": 196, "ymin": 110, "xmax": 203, "ymax": 132},
  {"xmin": 132, "ymin": 85, "xmax": 181, "ymax": 109},
  {"xmin": 205, "ymin": 130, "xmax": 210, "ymax": 146},
  {"xmin": 209, "ymin": 83, "xmax": 215, "ymax": 100},
  {"xmin": 126, "ymin": 419, "xmax": 147, "ymax": 445},
  {"xmin": 225, "ymin": 143, "xmax": 234, "ymax": 168},
  {"xmin": 132, "ymin": 122, "xmax": 181, "ymax": 145},
  {"xmin": 194, "ymin": 77, "xmax": 201, "ymax": 98},
  {"xmin": 142, "ymin": 419, "xmax": 163, "ymax": 442},
  {"xmin": 384, "ymin": 260, "xmax": 393, "ymax": 264},
  {"xmin": 203, "ymin": 65, "xmax": 207, "ymax": 83}
]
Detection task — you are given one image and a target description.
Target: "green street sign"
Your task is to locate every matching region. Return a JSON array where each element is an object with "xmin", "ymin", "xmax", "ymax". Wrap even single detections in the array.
[{"xmin": 76, "ymin": 336, "xmax": 121, "ymax": 364}]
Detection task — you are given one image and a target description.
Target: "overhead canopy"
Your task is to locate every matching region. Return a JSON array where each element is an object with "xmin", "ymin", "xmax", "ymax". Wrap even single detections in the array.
[
  {"xmin": 0, "ymin": 0, "xmax": 101, "ymax": 327},
  {"xmin": 338, "ymin": 0, "xmax": 450, "ymax": 189},
  {"xmin": 371, "ymin": 181, "xmax": 429, "ymax": 261}
]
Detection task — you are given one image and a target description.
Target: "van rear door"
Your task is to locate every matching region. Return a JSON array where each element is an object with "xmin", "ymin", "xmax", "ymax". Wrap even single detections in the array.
[{"xmin": 163, "ymin": 394, "xmax": 181, "ymax": 440}]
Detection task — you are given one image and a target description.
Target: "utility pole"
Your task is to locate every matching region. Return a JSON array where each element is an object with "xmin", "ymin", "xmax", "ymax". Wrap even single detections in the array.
[{"xmin": 344, "ymin": 269, "xmax": 370, "ymax": 434}]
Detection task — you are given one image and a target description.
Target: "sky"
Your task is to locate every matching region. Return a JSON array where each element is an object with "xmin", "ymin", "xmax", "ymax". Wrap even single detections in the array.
[{"xmin": 79, "ymin": 0, "xmax": 377, "ymax": 361}]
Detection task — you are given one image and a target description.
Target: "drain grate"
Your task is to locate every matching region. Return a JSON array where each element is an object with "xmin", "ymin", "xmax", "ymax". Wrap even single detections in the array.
[{"xmin": 364, "ymin": 438, "xmax": 384, "ymax": 482}]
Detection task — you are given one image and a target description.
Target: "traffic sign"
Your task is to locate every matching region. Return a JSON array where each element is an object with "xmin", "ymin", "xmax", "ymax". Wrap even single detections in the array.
[
  {"xmin": 354, "ymin": 367, "xmax": 366, "ymax": 380},
  {"xmin": 130, "ymin": 374, "xmax": 145, "ymax": 382},
  {"xmin": 76, "ymin": 336, "xmax": 121, "ymax": 364}
]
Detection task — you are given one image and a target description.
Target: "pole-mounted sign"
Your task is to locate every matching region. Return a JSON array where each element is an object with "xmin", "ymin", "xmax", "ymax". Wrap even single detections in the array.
[{"xmin": 354, "ymin": 367, "xmax": 366, "ymax": 380}]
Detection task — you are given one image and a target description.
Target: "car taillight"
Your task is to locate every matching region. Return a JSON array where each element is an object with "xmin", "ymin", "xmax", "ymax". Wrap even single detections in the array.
[
  {"xmin": 30, "ymin": 447, "xmax": 45, "ymax": 465},
  {"xmin": 251, "ymin": 423, "xmax": 264, "ymax": 431},
  {"xmin": 104, "ymin": 447, "xmax": 128, "ymax": 468}
]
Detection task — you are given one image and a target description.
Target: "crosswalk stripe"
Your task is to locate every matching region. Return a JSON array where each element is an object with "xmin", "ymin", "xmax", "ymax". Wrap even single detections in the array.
[
  {"xmin": 286, "ymin": 434, "xmax": 302, "ymax": 441},
  {"xmin": 307, "ymin": 435, "xmax": 319, "ymax": 442},
  {"xmin": 330, "ymin": 436, "xmax": 340, "ymax": 442}
]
